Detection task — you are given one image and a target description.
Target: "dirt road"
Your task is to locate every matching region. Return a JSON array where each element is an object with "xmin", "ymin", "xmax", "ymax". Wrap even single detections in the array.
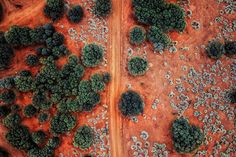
[{"xmin": 109, "ymin": 0, "xmax": 123, "ymax": 156}]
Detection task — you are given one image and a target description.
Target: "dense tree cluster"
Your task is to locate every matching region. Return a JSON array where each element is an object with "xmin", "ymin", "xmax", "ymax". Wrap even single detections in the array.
[
  {"xmin": 224, "ymin": 41, "xmax": 236, "ymax": 55},
  {"xmin": 50, "ymin": 113, "xmax": 76, "ymax": 134},
  {"xmin": 119, "ymin": 90, "xmax": 144, "ymax": 116},
  {"xmin": 171, "ymin": 117, "xmax": 203, "ymax": 153},
  {"xmin": 0, "ymin": 90, "xmax": 16, "ymax": 104},
  {"xmin": 3, "ymin": 113, "xmax": 22, "ymax": 128},
  {"xmin": 128, "ymin": 56, "xmax": 148, "ymax": 76},
  {"xmin": 5, "ymin": 125, "xmax": 35, "ymax": 150},
  {"xmin": 67, "ymin": 5, "xmax": 84, "ymax": 23},
  {"xmin": 93, "ymin": 0, "xmax": 112, "ymax": 17},
  {"xmin": 129, "ymin": 26, "xmax": 146, "ymax": 45},
  {"xmin": 23, "ymin": 104, "xmax": 38, "ymax": 118},
  {"xmin": 32, "ymin": 130, "xmax": 47, "ymax": 145},
  {"xmin": 81, "ymin": 43, "xmax": 104, "ymax": 67},
  {"xmin": 25, "ymin": 54, "xmax": 39, "ymax": 67},
  {"xmin": 73, "ymin": 125, "xmax": 94, "ymax": 149},
  {"xmin": 206, "ymin": 41, "xmax": 225, "ymax": 59},
  {"xmin": 44, "ymin": 0, "xmax": 65, "ymax": 21}
]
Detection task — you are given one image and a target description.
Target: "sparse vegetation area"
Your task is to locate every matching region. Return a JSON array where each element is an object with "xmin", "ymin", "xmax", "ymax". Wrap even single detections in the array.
[
  {"xmin": 119, "ymin": 90, "xmax": 144, "ymax": 116},
  {"xmin": 171, "ymin": 117, "xmax": 203, "ymax": 153},
  {"xmin": 128, "ymin": 57, "xmax": 148, "ymax": 76}
]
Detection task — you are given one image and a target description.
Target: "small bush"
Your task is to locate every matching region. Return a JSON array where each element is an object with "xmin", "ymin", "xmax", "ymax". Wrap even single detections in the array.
[
  {"xmin": 171, "ymin": 117, "xmax": 203, "ymax": 153},
  {"xmin": 206, "ymin": 41, "xmax": 225, "ymax": 59},
  {"xmin": 44, "ymin": 0, "xmax": 65, "ymax": 21},
  {"xmin": 224, "ymin": 41, "xmax": 236, "ymax": 55},
  {"xmin": 147, "ymin": 26, "xmax": 171, "ymax": 51},
  {"xmin": 129, "ymin": 26, "xmax": 146, "ymax": 45},
  {"xmin": 3, "ymin": 113, "xmax": 22, "ymax": 128},
  {"xmin": 73, "ymin": 125, "xmax": 94, "ymax": 149},
  {"xmin": 93, "ymin": 0, "xmax": 112, "ymax": 17},
  {"xmin": 6, "ymin": 125, "xmax": 35, "ymax": 150},
  {"xmin": 25, "ymin": 54, "xmax": 39, "ymax": 67},
  {"xmin": 32, "ymin": 130, "xmax": 47, "ymax": 145},
  {"xmin": 119, "ymin": 90, "xmax": 144, "ymax": 116},
  {"xmin": 82, "ymin": 43, "xmax": 104, "ymax": 67},
  {"xmin": 67, "ymin": 5, "xmax": 84, "ymax": 23},
  {"xmin": 128, "ymin": 57, "xmax": 148, "ymax": 76},
  {"xmin": 0, "ymin": 44, "xmax": 14, "ymax": 70},
  {"xmin": 0, "ymin": 90, "xmax": 16, "ymax": 104},
  {"xmin": 23, "ymin": 104, "xmax": 38, "ymax": 118},
  {"xmin": 50, "ymin": 113, "xmax": 76, "ymax": 134}
]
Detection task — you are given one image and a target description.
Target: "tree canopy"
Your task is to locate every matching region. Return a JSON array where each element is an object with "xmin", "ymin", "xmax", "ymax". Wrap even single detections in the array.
[
  {"xmin": 67, "ymin": 5, "xmax": 84, "ymax": 23},
  {"xmin": 73, "ymin": 125, "xmax": 94, "ymax": 149},
  {"xmin": 128, "ymin": 57, "xmax": 148, "ymax": 76}
]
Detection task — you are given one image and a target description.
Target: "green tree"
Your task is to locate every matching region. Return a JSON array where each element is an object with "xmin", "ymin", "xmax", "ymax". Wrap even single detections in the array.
[
  {"xmin": 38, "ymin": 112, "xmax": 50, "ymax": 123},
  {"xmin": 206, "ymin": 41, "xmax": 225, "ymax": 59},
  {"xmin": 73, "ymin": 125, "xmax": 94, "ymax": 149},
  {"xmin": 119, "ymin": 90, "xmax": 144, "ymax": 116},
  {"xmin": 23, "ymin": 104, "xmax": 38, "ymax": 118},
  {"xmin": 44, "ymin": 0, "xmax": 65, "ymax": 21},
  {"xmin": 0, "ymin": 90, "xmax": 16, "ymax": 104},
  {"xmin": 3, "ymin": 113, "xmax": 22, "ymax": 128},
  {"xmin": 67, "ymin": 5, "xmax": 84, "ymax": 23},
  {"xmin": 0, "ymin": 105, "xmax": 11, "ymax": 118},
  {"xmin": 171, "ymin": 117, "xmax": 203, "ymax": 153},
  {"xmin": 224, "ymin": 41, "xmax": 236, "ymax": 55},
  {"xmin": 129, "ymin": 26, "xmax": 146, "ymax": 45},
  {"xmin": 32, "ymin": 130, "xmax": 47, "ymax": 145},
  {"xmin": 91, "ymin": 73, "xmax": 105, "ymax": 92},
  {"xmin": 25, "ymin": 54, "xmax": 39, "ymax": 67},
  {"xmin": 81, "ymin": 43, "xmax": 104, "ymax": 67},
  {"xmin": 77, "ymin": 92, "xmax": 101, "ymax": 112},
  {"xmin": 128, "ymin": 57, "xmax": 148, "ymax": 76},
  {"xmin": 93, "ymin": 0, "xmax": 112, "ymax": 17},
  {"xmin": 0, "ymin": 44, "xmax": 14, "ymax": 70}
]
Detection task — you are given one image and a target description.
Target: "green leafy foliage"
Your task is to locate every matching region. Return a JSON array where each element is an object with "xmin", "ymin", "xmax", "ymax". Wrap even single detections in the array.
[
  {"xmin": 25, "ymin": 54, "xmax": 39, "ymax": 67},
  {"xmin": 206, "ymin": 41, "xmax": 225, "ymax": 59},
  {"xmin": 0, "ymin": 44, "xmax": 14, "ymax": 70},
  {"xmin": 147, "ymin": 26, "xmax": 171, "ymax": 51},
  {"xmin": 224, "ymin": 41, "xmax": 236, "ymax": 55},
  {"xmin": 23, "ymin": 104, "xmax": 38, "ymax": 118},
  {"xmin": 73, "ymin": 125, "xmax": 94, "ymax": 149},
  {"xmin": 6, "ymin": 125, "xmax": 35, "ymax": 150},
  {"xmin": 76, "ymin": 92, "xmax": 101, "ymax": 112},
  {"xmin": 128, "ymin": 56, "xmax": 148, "ymax": 76},
  {"xmin": 14, "ymin": 75, "xmax": 35, "ymax": 92},
  {"xmin": 93, "ymin": 0, "xmax": 112, "ymax": 17},
  {"xmin": 132, "ymin": 0, "xmax": 186, "ymax": 32},
  {"xmin": 44, "ymin": 0, "xmax": 65, "ymax": 21},
  {"xmin": 67, "ymin": 5, "xmax": 84, "ymax": 23},
  {"xmin": 0, "ymin": 90, "xmax": 16, "ymax": 104},
  {"xmin": 119, "ymin": 90, "xmax": 144, "ymax": 116},
  {"xmin": 50, "ymin": 113, "xmax": 76, "ymax": 134},
  {"xmin": 3, "ymin": 113, "xmax": 22, "ymax": 128},
  {"xmin": 0, "ymin": 147, "xmax": 10, "ymax": 157},
  {"xmin": 129, "ymin": 26, "xmax": 146, "ymax": 45},
  {"xmin": 171, "ymin": 117, "xmax": 203, "ymax": 153},
  {"xmin": 91, "ymin": 73, "xmax": 105, "ymax": 92},
  {"xmin": 32, "ymin": 130, "xmax": 47, "ymax": 145},
  {"xmin": 0, "ymin": 105, "xmax": 11, "ymax": 118},
  {"xmin": 82, "ymin": 43, "xmax": 104, "ymax": 67}
]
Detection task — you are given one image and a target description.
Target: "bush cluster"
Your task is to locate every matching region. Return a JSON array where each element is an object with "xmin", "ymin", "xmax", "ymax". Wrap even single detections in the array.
[
  {"xmin": 50, "ymin": 113, "xmax": 76, "ymax": 134},
  {"xmin": 67, "ymin": 5, "xmax": 84, "ymax": 23},
  {"xmin": 128, "ymin": 56, "xmax": 148, "ymax": 76},
  {"xmin": 44, "ymin": 0, "xmax": 65, "ymax": 21},
  {"xmin": 93, "ymin": 0, "xmax": 112, "ymax": 17},
  {"xmin": 119, "ymin": 90, "xmax": 144, "ymax": 116},
  {"xmin": 73, "ymin": 125, "xmax": 94, "ymax": 149},
  {"xmin": 81, "ymin": 43, "xmax": 104, "ymax": 67},
  {"xmin": 129, "ymin": 26, "xmax": 146, "ymax": 45},
  {"xmin": 171, "ymin": 117, "xmax": 203, "ymax": 153},
  {"xmin": 0, "ymin": 90, "xmax": 16, "ymax": 104}
]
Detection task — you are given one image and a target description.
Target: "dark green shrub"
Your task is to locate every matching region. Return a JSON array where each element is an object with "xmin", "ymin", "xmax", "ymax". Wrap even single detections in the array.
[
  {"xmin": 0, "ymin": 147, "xmax": 9, "ymax": 157},
  {"xmin": 129, "ymin": 26, "xmax": 146, "ymax": 45},
  {"xmin": 38, "ymin": 112, "xmax": 50, "ymax": 123},
  {"xmin": 14, "ymin": 75, "xmax": 35, "ymax": 92},
  {"xmin": 23, "ymin": 104, "xmax": 38, "ymax": 118},
  {"xmin": 32, "ymin": 130, "xmax": 47, "ymax": 145},
  {"xmin": 73, "ymin": 125, "xmax": 94, "ymax": 149},
  {"xmin": 0, "ymin": 90, "xmax": 16, "ymax": 104},
  {"xmin": 0, "ymin": 105, "xmax": 11, "ymax": 118},
  {"xmin": 50, "ymin": 113, "xmax": 76, "ymax": 134},
  {"xmin": 91, "ymin": 73, "xmax": 105, "ymax": 92},
  {"xmin": 147, "ymin": 26, "xmax": 171, "ymax": 51},
  {"xmin": 0, "ymin": 44, "xmax": 14, "ymax": 70},
  {"xmin": 119, "ymin": 90, "xmax": 144, "ymax": 116},
  {"xmin": 77, "ymin": 92, "xmax": 101, "ymax": 112},
  {"xmin": 93, "ymin": 0, "xmax": 112, "ymax": 17},
  {"xmin": 128, "ymin": 56, "xmax": 148, "ymax": 76},
  {"xmin": 67, "ymin": 5, "xmax": 84, "ymax": 23},
  {"xmin": 25, "ymin": 54, "xmax": 39, "ymax": 67},
  {"xmin": 0, "ymin": 77, "xmax": 15, "ymax": 89},
  {"xmin": 81, "ymin": 43, "xmax": 104, "ymax": 67},
  {"xmin": 171, "ymin": 117, "xmax": 203, "ymax": 153},
  {"xmin": 206, "ymin": 41, "xmax": 225, "ymax": 59},
  {"xmin": 44, "ymin": 0, "xmax": 65, "ymax": 21},
  {"xmin": 103, "ymin": 72, "xmax": 111, "ymax": 83},
  {"xmin": 6, "ymin": 125, "xmax": 35, "ymax": 150},
  {"xmin": 3, "ymin": 113, "xmax": 21, "ymax": 128},
  {"xmin": 224, "ymin": 41, "xmax": 236, "ymax": 55},
  {"xmin": 78, "ymin": 80, "xmax": 92, "ymax": 93}
]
